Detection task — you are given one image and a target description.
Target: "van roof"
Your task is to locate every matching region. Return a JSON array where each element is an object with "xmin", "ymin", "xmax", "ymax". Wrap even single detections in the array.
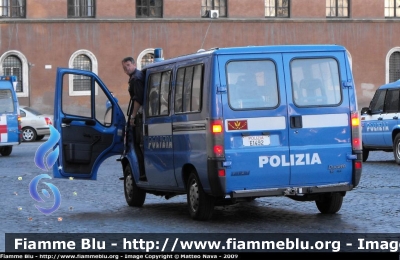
[
  {"xmin": 143, "ymin": 44, "xmax": 347, "ymax": 69},
  {"xmin": 378, "ymin": 79, "xmax": 400, "ymax": 90}
]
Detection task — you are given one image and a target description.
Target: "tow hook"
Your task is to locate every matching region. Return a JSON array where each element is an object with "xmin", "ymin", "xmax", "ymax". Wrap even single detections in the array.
[{"xmin": 284, "ymin": 188, "xmax": 297, "ymax": 195}]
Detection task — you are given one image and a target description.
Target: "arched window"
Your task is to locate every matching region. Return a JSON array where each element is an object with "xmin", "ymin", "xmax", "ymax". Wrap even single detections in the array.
[
  {"xmin": 137, "ymin": 48, "xmax": 155, "ymax": 70},
  {"xmin": 68, "ymin": 50, "xmax": 98, "ymax": 96},
  {"xmin": 0, "ymin": 50, "xmax": 29, "ymax": 97},
  {"xmin": 386, "ymin": 48, "xmax": 400, "ymax": 83}
]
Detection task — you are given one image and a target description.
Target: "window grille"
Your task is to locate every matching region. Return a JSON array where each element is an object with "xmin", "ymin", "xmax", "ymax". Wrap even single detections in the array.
[
  {"xmin": 389, "ymin": 51, "xmax": 400, "ymax": 82},
  {"xmin": 326, "ymin": 0, "xmax": 349, "ymax": 18},
  {"xmin": 137, "ymin": 0, "xmax": 163, "ymax": 18},
  {"xmin": 3, "ymin": 55, "xmax": 23, "ymax": 92},
  {"xmin": 68, "ymin": 0, "xmax": 95, "ymax": 18},
  {"xmin": 141, "ymin": 53, "xmax": 154, "ymax": 69},
  {"xmin": 201, "ymin": 0, "xmax": 227, "ymax": 18},
  {"xmin": 72, "ymin": 54, "xmax": 92, "ymax": 91},
  {"xmin": 265, "ymin": 0, "xmax": 289, "ymax": 18},
  {"xmin": 0, "ymin": 0, "xmax": 26, "ymax": 18}
]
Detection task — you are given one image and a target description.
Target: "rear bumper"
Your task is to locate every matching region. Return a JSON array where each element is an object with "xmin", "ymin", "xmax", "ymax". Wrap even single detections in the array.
[
  {"xmin": 231, "ymin": 182, "xmax": 353, "ymax": 198},
  {"xmin": 35, "ymin": 127, "xmax": 50, "ymax": 135}
]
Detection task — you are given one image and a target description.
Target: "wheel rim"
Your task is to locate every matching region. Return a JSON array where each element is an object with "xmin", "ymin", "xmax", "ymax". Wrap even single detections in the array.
[
  {"xmin": 125, "ymin": 174, "xmax": 133, "ymax": 200},
  {"xmin": 189, "ymin": 179, "xmax": 199, "ymax": 212},
  {"xmin": 23, "ymin": 129, "xmax": 34, "ymax": 141},
  {"xmin": 396, "ymin": 141, "xmax": 400, "ymax": 159}
]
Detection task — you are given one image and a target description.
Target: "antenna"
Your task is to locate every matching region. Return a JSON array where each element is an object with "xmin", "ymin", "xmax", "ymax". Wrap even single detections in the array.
[{"xmin": 200, "ymin": 21, "xmax": 213, "ymax": 50}]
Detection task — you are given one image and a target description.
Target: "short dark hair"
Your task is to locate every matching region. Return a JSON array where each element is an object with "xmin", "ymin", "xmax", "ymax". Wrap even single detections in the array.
[{"xmin": 122, "ymin": 57, "xmax": 135, "ymax": 64}]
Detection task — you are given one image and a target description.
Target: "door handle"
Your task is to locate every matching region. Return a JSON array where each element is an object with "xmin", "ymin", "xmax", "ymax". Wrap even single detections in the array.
[
  {"xmin": 290, "ymin": 116, "xmax": 303, "ymax": 129},
  {"xmin": 393, "ymin": 116, "xmax": 398, "ymax": 120},
  {"xmin": 378, "ymin": 117, "xmax": 383, "ymax": 120}
]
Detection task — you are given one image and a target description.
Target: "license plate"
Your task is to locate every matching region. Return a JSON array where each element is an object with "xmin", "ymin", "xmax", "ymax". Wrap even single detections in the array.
[{"xmin": 242, "ymin": 135, "xmax": 270, "ymax": 146}]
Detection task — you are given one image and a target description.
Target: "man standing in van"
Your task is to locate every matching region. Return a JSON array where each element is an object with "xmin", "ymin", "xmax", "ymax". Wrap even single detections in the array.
[
  {"xmin": 121, "ymin": 57, "xmax": 146, "ymax": 180},
  {"xmin": 121, "ymin": 57, "xmax": 144, "ymax": 126}
]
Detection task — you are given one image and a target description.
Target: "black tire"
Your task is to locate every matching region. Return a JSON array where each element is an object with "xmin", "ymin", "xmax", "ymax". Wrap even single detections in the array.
[
  {"xmin": 124, "ymin": 164, "xmax": 146, "ymax": 207},
  {"xmin": 22, "ymin": 127, "xmax": 37, "ymax": 142},
  {"xmin": 394, "ymin": 134, "xmax": 400, "ymax": 165},
  {"xmin": 362, "ymin": 147, "xmax": 369, "ymax": 162},
  {"xmin": 315, "ymin": 193, "xmax": 343, "ymax": 214},
  {"xmin": 0, "ymin": 146, "xmax": 12, "ymax": 156},
  {"xmin": 186, "ymin": 171, "xmax": 215, "ymax": 220},
  {"xmin": 36, "ymin": 135, "xmax": 45, "ymax": 141}
]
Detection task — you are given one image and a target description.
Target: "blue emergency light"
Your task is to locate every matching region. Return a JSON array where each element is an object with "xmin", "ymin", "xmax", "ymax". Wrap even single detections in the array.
[
  {"xmin": 0, "ymin": 75, "xmax": 17, "ymax": 82},
  {"xmin": 154, "ymin": 48, "xmax": 164, "ymax": 62}
]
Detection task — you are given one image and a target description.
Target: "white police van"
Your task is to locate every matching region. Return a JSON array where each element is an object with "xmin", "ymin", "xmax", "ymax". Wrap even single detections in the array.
[
  {"xmin": 0, "ymin": 76, "xmax": 21, "ymax": 156},
  {"xmin": 361, "ymin": 80, "xmax": 400, "ymax": 164},
  {"xmin": 52, "ymin": 45, "xmax": 362, "ymax": 220}
]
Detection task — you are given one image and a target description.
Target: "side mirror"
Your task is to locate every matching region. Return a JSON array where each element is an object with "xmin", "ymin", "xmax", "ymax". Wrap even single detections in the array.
[{"xmin": 360, "ymin": 107, "xmax": 370, "ymax": 115}]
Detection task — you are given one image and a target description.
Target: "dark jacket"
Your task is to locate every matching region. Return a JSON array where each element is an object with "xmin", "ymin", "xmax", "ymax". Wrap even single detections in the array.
[{"xmin": 128, "ymin": 68, "xmax": 144, "ymax": 106}]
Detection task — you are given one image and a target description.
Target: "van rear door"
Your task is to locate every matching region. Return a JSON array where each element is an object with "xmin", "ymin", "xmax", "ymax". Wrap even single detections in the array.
[
  {"xmin": 218, "ymin": 53, "xmax": 291, "ymax": 190},
  {"xmin": 283, "ymin": 52, "xmax": 353, "ymax": 185},
  {"xmin": 0, "ymin": 86, "xmax": 19, "ymax": 145}
]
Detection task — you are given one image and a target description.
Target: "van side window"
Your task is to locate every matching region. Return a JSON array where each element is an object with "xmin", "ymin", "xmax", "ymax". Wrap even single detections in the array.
[
  {"xmin": 0, "ymin": 89, "xmax": 15, "ymax": 113},
  {"xmin": 384, "ymin": 89, "xmax": 400, "ymax": 113},
  {"xmin": 146, "ymin": 70, "xmax": 171, "ymax": 117},
  {"xmin": 291, "ymin": 58, "xmax": 341, "ymax": 106},
  {"xmin": 370, "ymin": 90, "xmax": 386, "ymax": 114},
  {"xmin": 227, "ymin": 60, "xmax": 279, "ymax": 110},
  {"xmin": 175, "ymin": 64, "xmax": 203, "ymax": 113}
]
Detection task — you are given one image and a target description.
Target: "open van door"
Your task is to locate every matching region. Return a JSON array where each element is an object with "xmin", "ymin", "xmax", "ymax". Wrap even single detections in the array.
[{"xmin": 52, "ymin": 68, "xmax": 126, "ymax": 180}]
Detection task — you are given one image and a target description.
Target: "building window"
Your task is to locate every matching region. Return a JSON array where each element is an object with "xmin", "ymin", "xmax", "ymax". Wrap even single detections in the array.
[
  {"xmin": 137, "ymin": 48, "xmax": 155, "ymax": 70},
  {"xmin": 68, "ymin": 50, "xmax": 98, "ymax": 96},
  {"xmin": 72, "ymin": 55, "xmax": 92, "ymax": 92},
  {"xmin": 389, "ymin": 51, "xmax": 400, "ymax": 83},
  {"xmin": 0, "ymin": 0, "xmax": 26, "ymax": 18},
  {"xmin": 201, "ymin": 0, "xmax": 227, "ymax": 18},
  {"xmin": 385, "ymin": 0, "xmax": 400, "ymax": 17},
  {"xmin": 326, "ymin": 0, "xmax": 349, "ymax": 17},
  {"xmin": 3, "ymin": 55, "xmax": 22, "ymax": 92},
  {"xmin": 136, "ymin": 0, "xmax": 163, "ymax": 18},
  {"xmin": 68, "ymin": 0, "xmax": 95, "ymax": 18},
  {"xmin": 0, "ymin": 51, "xmax": 29, "ymax": 97},
  {"xmin": 265, "ymin": 0, "xmax": 289, "ymax": 18}
]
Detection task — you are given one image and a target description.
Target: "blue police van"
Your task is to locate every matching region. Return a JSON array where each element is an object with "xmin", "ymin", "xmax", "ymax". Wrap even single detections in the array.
[
  {"xmin": 52, "ymin": 45, "xmax": 362, "ymax": 220},
  {"xmin": 0, "ymin": 76, "xmax": 21, "ymax": 156},
  {"xmin": 361, "ymin": 80, "xmax": 400, "ymax": 164}
]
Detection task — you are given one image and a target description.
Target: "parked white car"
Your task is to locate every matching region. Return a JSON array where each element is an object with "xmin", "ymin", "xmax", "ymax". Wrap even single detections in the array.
[{"xmin": 19, "ymin": 106, "xmax": 53, "ymax": 142}]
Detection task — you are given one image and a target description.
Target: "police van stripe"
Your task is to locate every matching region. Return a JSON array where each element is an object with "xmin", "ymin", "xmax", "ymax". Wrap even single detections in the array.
[
  {"xmin": 302, "ymin": 113, "xmax": 348, "ymax": 128},
  {"xmin": 225, "ymin": 116, "xmax": 286, "ymax": 131}
]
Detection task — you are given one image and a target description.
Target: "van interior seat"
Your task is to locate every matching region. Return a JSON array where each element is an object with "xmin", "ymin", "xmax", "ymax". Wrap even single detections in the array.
[{"xmin": 298, "ymin": 78, "xmax": 327, "ymax": 105}]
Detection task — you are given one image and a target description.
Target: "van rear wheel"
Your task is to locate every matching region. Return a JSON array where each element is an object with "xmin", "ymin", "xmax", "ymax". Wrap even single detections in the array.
[
  {"xmin": 394, "ymin": 134, "xmax": 400, "ymax": 165},
  {"xmin": 315, "ymin": 193, "xmax": 343, "ymax": 214},
  {"xmin": 187, "ymin": 172, "xmax": 215, "ymax": 220},
  {"xmin": 0, "ymin": 146, "xmax": 12, "ymax": 156},
  {"xmin": 124, "ymin": 164, "xmax": 146, "ymax": 207},
  {"xmin": 362, "ymin": 147, "xmax": 369, "ymax": 162}
]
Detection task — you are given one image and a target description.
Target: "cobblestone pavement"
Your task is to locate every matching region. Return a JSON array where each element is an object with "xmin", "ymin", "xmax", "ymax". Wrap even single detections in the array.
[{"xmin": 1, "ymin": 140, "xmax": 399, "ymax": 251}]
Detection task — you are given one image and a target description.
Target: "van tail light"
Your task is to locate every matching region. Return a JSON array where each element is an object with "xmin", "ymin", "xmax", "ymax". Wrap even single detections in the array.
[
  {"xmin": 351, "ymin": 111, "xmax": 362, "ymax": 151},
  {"xmin": 351, "ymin": 111, "xmax": 362, "ymax": 188},
  {"xmin": 207, "ymin": 119, "xmax": 225, "ymax": 158},
  {"xmin": 45, "ymin": 117, "xmax": 52, "ymax": 125}
]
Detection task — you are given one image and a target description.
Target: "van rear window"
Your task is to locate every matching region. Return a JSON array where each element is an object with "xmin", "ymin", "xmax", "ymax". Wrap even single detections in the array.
[
  {"xmin": 0, "ymin": 89, "xmax": 15, "ymax": 113},
  {"xmin": 227, "ymin": 60, "xmax": 279, "ymax": 110},
  {"xmin": 291, "ymin": 58, "xmax": 342, "ymax": 107}
]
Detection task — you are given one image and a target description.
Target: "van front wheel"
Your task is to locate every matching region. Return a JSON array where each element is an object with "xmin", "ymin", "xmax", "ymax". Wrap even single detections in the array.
[
  {"xmin": 124, "ymin": 165, "xmax": 146, "ymax": 207},
  {"xmin": 187, "ymin": 172, "xmax": 215, "ymax": 220},
  {"xmin": 315, "ymin": 193, "xmax": 343, "ymax": 214},
  {"xmin": 394, "ymin": 134, "xmax": 400, "ymax": 165}
]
